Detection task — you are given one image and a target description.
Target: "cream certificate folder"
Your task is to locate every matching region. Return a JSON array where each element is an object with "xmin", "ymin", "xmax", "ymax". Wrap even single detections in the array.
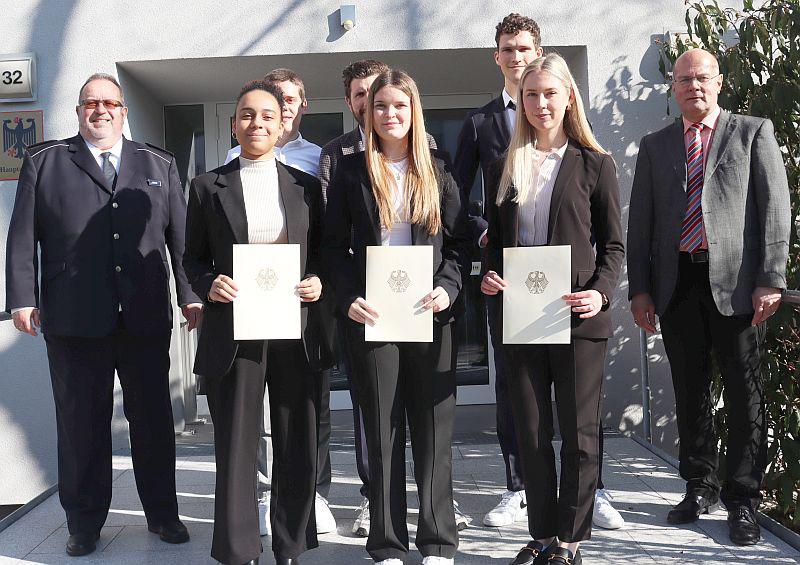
[
  {"xmin": 232, "ymin": 244, "xmax": 301, "ymax": 340},
  {"xmin": 365, "ymin": 245, "xmax": 433, "ymax": 343},
  {"xmin": 503, "ymin": 245, "xmax": 571, "ymax": 344}
]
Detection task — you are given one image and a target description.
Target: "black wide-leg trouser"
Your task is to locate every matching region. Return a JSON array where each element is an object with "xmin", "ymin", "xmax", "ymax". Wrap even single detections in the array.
[
  {"xmin": 506, "ymin": 338, "xmax": 607, "ymax": 542},
  {"xmin": 206, "ymin": 340, "xmax": 319, "ymax": 564},
  {"xmin": 346, "ymin": 322, "xmax": 459, "ymax": 562}
]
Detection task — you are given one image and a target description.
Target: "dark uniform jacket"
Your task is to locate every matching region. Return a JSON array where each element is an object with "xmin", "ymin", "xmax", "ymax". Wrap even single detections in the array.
[{"xmin": 5, "ymin": 134, "xmax": 198, "ymax": 336}]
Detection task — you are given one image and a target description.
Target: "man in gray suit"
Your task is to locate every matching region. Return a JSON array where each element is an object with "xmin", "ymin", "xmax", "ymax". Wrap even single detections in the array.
[{"xmin": 628, "ymin": 48, "xmax": 790, "ymax": 546}]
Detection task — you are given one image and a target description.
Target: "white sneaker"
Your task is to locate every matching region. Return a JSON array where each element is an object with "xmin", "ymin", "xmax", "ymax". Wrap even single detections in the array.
[
  {"xmin": 375, "ymin": 560, "xmax": 403, "ymax": 565},
  {"xmin": 315, "ymin": 491, "xmax": 337, "ymax": 534},
  {"xmin": 422, "ymin": 557, "xmax": 454, "ymax": 564},
  {"xmin": 352, "ymin": 496, "xmax": 370, "ymax": 537},
  {"xmin": 593, "ymin": 489, "xmax": 624, "ymax": 529},
  {"xmin": 453, "ymin": 500, "xmax": 472, "ymax": 530},
  {"xmin": 483, "ymin": 489, "xmax": 527, "ymax": 527},
  {"xmin": 258, "ymin": 494, "xmax": 271, "ymax": 537}
]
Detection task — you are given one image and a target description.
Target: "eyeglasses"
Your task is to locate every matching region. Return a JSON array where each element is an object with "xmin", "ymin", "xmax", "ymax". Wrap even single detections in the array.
[
  {"xmin": 79, "ymin": 99, "xmax": 125, "ymax": 110},
  {"xmin": 672, "ymin": 74, "xmax": 721, "ymax": 87}
]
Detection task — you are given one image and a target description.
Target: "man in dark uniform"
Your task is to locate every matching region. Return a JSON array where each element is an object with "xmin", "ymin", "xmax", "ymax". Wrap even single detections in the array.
[{"xmin": 5, "ymin": 73, "xmax": 202, "ymax": 557}]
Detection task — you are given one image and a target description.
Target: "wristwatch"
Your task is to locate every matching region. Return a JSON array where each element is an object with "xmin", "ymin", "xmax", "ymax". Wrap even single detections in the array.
[{"xmin": 600, "ymin": 293, "xmax": 609, "ymax": 306}]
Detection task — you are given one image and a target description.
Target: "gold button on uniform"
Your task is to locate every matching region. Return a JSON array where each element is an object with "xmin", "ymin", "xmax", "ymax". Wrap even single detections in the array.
[
  {"xmin": 112, "ymin": 202, "xmax": 119, "ymax": 208},
  {"xmin": 113, "ymin": 233, "xmax": 120, "ymax": 240},
  {"xmin": 115, "ymin": 266, "xmax": 122, "ymax": 273}
]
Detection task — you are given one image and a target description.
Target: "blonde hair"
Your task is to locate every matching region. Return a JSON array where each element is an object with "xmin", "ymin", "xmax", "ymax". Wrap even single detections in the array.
[
  {"xmin": 496, "ymin": 53, "xmax": 607, "ymax": 205},
  {"xmin": 364, "ymin": 70, "xmax": 441, "ymax": 235}
]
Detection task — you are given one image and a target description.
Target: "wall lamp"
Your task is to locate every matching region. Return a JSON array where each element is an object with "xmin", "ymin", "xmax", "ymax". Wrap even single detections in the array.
[{"xmin": 340, "ymin": 5, "xmax": 356, "ymax": 31}]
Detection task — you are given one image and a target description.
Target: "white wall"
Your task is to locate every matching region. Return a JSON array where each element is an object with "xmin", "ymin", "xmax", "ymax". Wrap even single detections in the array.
[{"xmin": 0, "ymin": 0, "xmax": 743, "ymax": 504}]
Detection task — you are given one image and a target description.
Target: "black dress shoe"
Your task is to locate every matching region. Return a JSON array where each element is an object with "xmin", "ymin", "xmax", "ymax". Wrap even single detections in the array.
[
  {"xmin": 241, "ymin": 560, "xmax": 259, "ymax": 565},
  {"xmin": 667, "ymin": 492, "xmax": 718, "ymax": 524},
  {"xmin": 547, "ymin": 547, "xmax": 581, "ymax": 565},
  {"xmin": 509, "ymin": 540, "xmax": 556, "ymax": 565},
  {"xmin": 65, "ymin": 531, "xmax": 100, "ymax": 556},
  {"xmin": 727, "ymin": 504, "xmax": 761, "ymax": 545},
  {"xmin": 274, "ymin": 558, "xmax": 298, "ymax": 565},
  {"xmin": 147, "ymin": 519, "xmax": 190, "ymax": 543}
]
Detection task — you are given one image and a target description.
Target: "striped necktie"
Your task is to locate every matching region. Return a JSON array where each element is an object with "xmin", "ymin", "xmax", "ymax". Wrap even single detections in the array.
[{"xmin": 680, "ymin": 123, "xmax": 704, "ymax": 252}]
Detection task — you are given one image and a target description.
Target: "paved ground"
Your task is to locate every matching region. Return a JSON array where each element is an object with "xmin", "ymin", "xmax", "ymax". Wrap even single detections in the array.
[{"xmin": 1, "ymin": 408, "xmax": 798, "ymax": 564}]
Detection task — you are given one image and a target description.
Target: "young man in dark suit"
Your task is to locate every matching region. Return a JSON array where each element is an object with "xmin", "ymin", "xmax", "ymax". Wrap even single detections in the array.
[
  {"xmin": 5, "ymin": 73, "xmax": 202, "ymax": 557},
  {"xmin": 453, "ymin": 13, "xmax": 540, "ymax": 529}
]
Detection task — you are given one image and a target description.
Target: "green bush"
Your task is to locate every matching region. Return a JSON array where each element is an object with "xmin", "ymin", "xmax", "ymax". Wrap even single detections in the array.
[{"xmin": 657, "ymin": 0, "xmax": 800, "ymax": 531}]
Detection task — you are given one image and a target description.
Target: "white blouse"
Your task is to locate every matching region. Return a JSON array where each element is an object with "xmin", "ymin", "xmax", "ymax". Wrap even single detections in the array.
[
  {"xmin": 517, "ymin": 142, "xmax": 568, "ymax": 246},
  {"xmin": 381, "ymin": 158, "xmax": 413, "ymax": 246}
]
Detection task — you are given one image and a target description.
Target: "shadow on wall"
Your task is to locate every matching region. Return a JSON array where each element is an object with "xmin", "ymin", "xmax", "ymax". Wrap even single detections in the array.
[{"xmin": 590, "ymin": 36, "xmax": 680, "ymax": 458}]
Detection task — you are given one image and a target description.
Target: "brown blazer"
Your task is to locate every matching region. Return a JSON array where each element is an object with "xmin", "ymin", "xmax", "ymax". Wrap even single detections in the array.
[
  {"xmin": 183, "ymin": 158, "xmax": 334, "ymax": 379},
  {"xmin": 484, "ymin": 140, "xmax": 625, "ymax": 340}
]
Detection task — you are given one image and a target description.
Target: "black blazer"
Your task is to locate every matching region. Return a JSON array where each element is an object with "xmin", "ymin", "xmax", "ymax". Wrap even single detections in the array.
[
  {"xmin": 183, "ymin": 158, "xmax": 333, "ymax": 379},
  {"xmin": 322, "ymin": 150, "xmax": 468, "ymax": 326},
  {"xmin": 484, "ymin": 140, "xmax": 625, "ymax": 340},
  {"xmin": 454, "ymin": 95, "xmax": 511, "ymax": 241},
  {"xmin": 5, "ymin": 134, "xmax": 198, "ymax": 337}
]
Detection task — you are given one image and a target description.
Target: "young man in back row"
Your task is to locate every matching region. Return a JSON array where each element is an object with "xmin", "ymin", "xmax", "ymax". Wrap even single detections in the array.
[{"xmin": 453, "ymin": 13, "xmax": 625, "ymax": 534}]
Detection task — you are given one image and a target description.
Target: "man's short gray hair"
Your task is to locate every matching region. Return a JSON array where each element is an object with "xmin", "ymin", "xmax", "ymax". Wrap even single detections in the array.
[{"xmin": 78, "ymin": 73, "xmax": 125, "ymax": 104}]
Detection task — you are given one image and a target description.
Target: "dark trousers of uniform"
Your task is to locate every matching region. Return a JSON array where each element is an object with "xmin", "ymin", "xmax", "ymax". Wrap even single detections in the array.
[
  {"xmin": 486, "ymin": 295, "xmax": 526, "ymax": 492},
  {"xmin": 44, "ymin": 325, "xmax": 178, "ymax": 536},
  {"xmin": 206, "ymin": 340, "xmax": 319, "ymax": 564},
  {"xmin": 660, "ymin": 255, "xmax": 767, "ymax": 510},
  {"xmin": 506, "ymin": 339, "xmax": 606, "ymax": 542},
  {"xmin": 346, "ymin": 322, "xmax": 459, "ymax": 561}
]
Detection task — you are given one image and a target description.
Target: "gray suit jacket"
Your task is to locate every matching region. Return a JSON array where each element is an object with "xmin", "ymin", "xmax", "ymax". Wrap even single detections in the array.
[
  {"xmin": 627, "ymin": 110, "xmax": 790, "ymax": 316},
  {"xmin": 318, "ymin": 127, "xmax": 437, "ymax": 207}
]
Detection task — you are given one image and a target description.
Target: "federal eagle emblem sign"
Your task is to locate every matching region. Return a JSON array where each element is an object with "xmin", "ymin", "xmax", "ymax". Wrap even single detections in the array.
[
  {"xmin": 387, "ymin": 269, "xmax": 411, "ymax": 293},
  {"xmin": 256, "ymin": 268, "xmax": 278, "ymax": 291},
  {"xmin": 525, "ymin": 270, "xmax": 548, "ymax": 294},
  {"xmin": 1, "ymin": 110, "xmax": 43, "ymax": 181}
]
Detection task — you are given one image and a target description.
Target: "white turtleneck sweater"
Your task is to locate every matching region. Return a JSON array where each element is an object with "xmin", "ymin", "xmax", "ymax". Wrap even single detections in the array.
[{"xmin": 239, "ymin": 156, "xmax": 288, "ymax": 244}]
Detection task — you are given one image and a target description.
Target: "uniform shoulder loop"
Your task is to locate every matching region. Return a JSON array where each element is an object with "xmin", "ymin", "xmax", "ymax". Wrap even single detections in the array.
[
  {"xmin": 27, "ymin": 139, "xmax": 68, "ymax": 157},
  {"xmin": 143, "ymin": 142, "xmax": 175, "ymax": 158}
]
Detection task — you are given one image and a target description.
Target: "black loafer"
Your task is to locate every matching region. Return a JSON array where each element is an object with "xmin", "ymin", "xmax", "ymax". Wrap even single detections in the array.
[
  {"xmin": 727, "ymin": 504, "xmax": 760, "ymax": 545},
  {"xmin": 548, "ymin": 547, "xmax": 581, "ymax": 565},
  {"xmin": 65, "ymin": 531, "xmax": 100, "ymax": 556},
  {"xmin": 667, "ymin": 492, "xmax": 718, "ymax": 524},
  {"xmin": 509, "ymin": 540, "xmax": 556, "ymax": 565},
  {"xmin": 147, "ymin": 519, "xmax": 190, "ymax": 544}
]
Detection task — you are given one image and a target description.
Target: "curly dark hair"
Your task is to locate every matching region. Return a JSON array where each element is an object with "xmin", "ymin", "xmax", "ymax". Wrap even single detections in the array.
[
  {"xmin": 495, "ymin": 13, "xmax": 541, "ymax": 49},
  {"xmin": 236, "ymin": 80, "xmax": 285, "ymax": 112},
  {"xmin": 342, "ymin": 59, "xmax": 390, "ymax": 98}
]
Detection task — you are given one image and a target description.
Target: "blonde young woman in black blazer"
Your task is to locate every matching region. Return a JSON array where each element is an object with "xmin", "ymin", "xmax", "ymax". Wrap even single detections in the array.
[
  {"xmin": 481, "ymin": 54, "xmax": 624, "ymax": 565},
  {"xmin": 322, "ymin": 69, "xmax": 468, "ymax": 565},
  {"xmin": 184, "ymin": 81, "xmax": 331, "ymax": 565}
]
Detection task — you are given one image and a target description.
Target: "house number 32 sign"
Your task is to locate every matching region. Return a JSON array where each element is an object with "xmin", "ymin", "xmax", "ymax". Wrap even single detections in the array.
[{"xmin": 0, "ymin": 53, "xmax": 37, "ymax": 103}]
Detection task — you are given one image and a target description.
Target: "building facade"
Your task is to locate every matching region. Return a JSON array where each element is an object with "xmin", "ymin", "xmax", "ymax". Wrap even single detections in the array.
[{"xmin": 0, "ymin": 0, "xmax": 735, "ymax": 507}]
